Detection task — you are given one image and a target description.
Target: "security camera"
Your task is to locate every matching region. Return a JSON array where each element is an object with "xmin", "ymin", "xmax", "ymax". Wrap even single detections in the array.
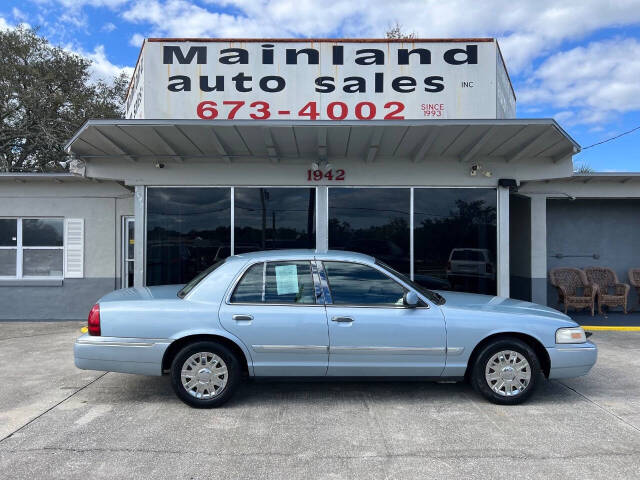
[{"xmin": 155, "ymin": 162, "xmax": 165, "ymax": 169}]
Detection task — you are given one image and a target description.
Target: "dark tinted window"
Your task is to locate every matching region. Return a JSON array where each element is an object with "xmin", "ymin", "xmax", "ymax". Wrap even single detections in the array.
[
  {"xmin": 451, "ymin": 250, "xmax": 486, "ymax": 261},
  {"xmin": 23, "ymin": 219, "xmax": 63, "ymax": 246},
  {"xmin": 328, "ymin": 188, "xmax": 410, "ymax": 274},
  {"xmin": 414, "ymin": 188, "xmax": 496, "ymax": 295},
  {"xmin": 324, "ymin": 261, "xmax": 405, "ymax": 306},
  {"xmin": 235, "ymin": 188, "xmax": 315, "ymax": 252},
  {"xmin": 0, "ymin": 219, "xmax": 17, "ymax": 246},
  {"xmin": 147, "ymin": 188, "xmax": 231, "ymax": 286},
  {"xmin": 231, "ymin": 261, "xmax": 315, "ymax": 304},
  {"xmin": 230, "ymin": 262, "xmax": 264, "ymax": 303}
]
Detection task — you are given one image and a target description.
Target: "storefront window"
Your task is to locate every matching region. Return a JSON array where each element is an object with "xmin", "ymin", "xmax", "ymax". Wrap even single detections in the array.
[
  {"xmin": 146, "ymin": 188, "xmax": 231, "ymax": 286},
  {"xmin": 328, "ymin": 188, "xmax": 410, "ymax": 274},
  {"xmin": 0, "ymin": 218, "xmax": 64, "ymax": 278},
  {"xmin": 414, "ymin": 188, "xmax": 497, "ymax": 294},
  {"xmin": 234, "ymin": 188, "xmax": 315, "ymax": 253}
]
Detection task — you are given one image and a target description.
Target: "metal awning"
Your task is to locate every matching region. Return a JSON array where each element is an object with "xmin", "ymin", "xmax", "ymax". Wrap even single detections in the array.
[
  {"xmin": 65, "ymin": 119, "xmax": 580, "ymax": 164},
  {"xmin": 524, "ymin": 172, "xmax": 640, "ymax": 184}
]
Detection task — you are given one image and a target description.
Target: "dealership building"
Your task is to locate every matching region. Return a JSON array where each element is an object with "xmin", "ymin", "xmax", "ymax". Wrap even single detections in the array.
[{"xmin": 1, "ymin": 38, "xmax": 639, "ymax": 320}]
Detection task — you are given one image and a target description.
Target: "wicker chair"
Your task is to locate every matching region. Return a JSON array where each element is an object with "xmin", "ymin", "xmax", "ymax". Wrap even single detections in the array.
[
  {"xmin": 549, "ymin": 268, "xmax": 598, "ymax": 316},
  {"xmin": 629, "ymin": 269, "xmax": 640, "ymax": 309},
  {"xmin": 584, "ymin": 267, "xmax": 630, "ymax": 314}
]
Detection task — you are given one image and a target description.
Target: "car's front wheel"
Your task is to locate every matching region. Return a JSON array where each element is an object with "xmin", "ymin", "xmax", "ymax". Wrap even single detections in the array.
[
  {"xmin": 471, "ymin": 338, "xmax": 541, "ymax": 405},
  {"xmin": 170, "ymin": 341, "xmax": 241, "ymax": 408}
]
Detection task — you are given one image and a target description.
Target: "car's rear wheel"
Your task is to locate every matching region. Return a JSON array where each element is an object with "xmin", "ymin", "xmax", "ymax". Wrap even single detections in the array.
[
  {"xmin": 170, "ymin": 341, "xmax": 240, "ymax": 408},
  {"xmin": 471, "ymin": 338, "xmax": 541, "ymax": 405}
]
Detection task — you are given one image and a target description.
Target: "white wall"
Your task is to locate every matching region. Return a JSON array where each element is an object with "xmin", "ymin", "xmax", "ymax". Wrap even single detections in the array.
[
  {"xmin": 0, "ymin": 179, "xmax": 134, "ymax": 319},
  {"xmin": 83, "ymin": 155, "xmax": 574, "ymax": 187}
]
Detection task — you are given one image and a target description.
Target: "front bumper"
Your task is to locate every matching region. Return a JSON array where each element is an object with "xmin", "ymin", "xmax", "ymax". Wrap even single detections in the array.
[
  {"xmin": 546, "ymin": 341, "xmax": 597, "ymax": 379},
  {"xmin": 74, "ymin": 334, "xmax": 171, "ymax": 376}
]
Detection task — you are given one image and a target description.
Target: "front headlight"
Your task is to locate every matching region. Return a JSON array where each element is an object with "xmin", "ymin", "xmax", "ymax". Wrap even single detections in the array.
[{"xmin": 556, "ymin": 327, "xmax": 587, "ymax": 344}]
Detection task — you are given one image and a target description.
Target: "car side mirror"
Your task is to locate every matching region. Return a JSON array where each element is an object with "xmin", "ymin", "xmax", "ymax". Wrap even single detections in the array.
[{"xmin": 403, "ymin": 291, "xmax": 419, "ymax": 308}]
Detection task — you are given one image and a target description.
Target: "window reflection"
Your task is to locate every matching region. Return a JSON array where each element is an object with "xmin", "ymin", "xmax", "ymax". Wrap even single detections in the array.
[
  {"xmin": 328, "ymin": 188, "xmax": 410, "ymax": 274},
  {"xmin": 234, "ymin": 188, "xmax": 315, "ymax": 253},
  {"xmin": 324, "ymin": 261, "xmax": 405, "ymax": 305},
  {"xmin": 23, "ymin": 219, "xmax": 63, "ymax": 246},
  {"xmin": 0, "ymin": 219, "xmax": 17, "ymax": 246},
  {"xmin": 414, "ymin": 188, "xmax": 497, "ymax": 295},
  {"xmin": 146, "ymin": 188, "xmax": 231, "ymax": 286},
  {"xmin": 230, "ymin": 261, "xmax": 315, "ymax": 304}
]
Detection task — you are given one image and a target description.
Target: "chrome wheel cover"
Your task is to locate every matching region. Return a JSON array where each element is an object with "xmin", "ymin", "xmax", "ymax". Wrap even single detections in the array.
[
  {"xmin": 181, "ymin": 352, "xmax": 228, "ymax": 399},
  {"xmin": 485, "ymin": 350, "xmax": 531, "ymax": 397}
]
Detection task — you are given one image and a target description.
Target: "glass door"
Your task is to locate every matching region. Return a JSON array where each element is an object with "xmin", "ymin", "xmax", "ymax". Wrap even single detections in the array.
[{"xmin": 122, "ymin": 216, "xmax": 134, "ymax": 288}]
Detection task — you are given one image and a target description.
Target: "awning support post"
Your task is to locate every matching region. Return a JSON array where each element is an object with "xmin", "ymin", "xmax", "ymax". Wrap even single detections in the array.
[
  {"xmin": 133, "ymin": 186, "xmax": 146, "ymax": 287},
  {"xmin": 530, "ymin": 195, "xmax": 548, "ymax": 305},
  {"xmin": 497, "ymin": 186, "xmax": 510, "ymax": 297}
]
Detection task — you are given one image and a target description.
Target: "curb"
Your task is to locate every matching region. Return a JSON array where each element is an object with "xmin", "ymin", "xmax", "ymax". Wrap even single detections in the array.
[{"xmin": 582, "ymin": 326, "xmax": 640, "ymax": 331}]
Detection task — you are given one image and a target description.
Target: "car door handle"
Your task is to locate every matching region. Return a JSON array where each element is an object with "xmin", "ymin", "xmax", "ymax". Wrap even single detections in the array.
[
  {"xmin": 233, "ymin": 314, "xmax": 253, "ymax": 321},
  {"xmin": 331, "ymin": 316, "xmax": 353, "ymax": 323}
]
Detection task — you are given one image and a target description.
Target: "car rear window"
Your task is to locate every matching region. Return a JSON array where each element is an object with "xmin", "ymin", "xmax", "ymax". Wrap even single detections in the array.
[
  {"xmin": 451, "ymin": 250, "xmax": 485, "ymax": 261},
  {"xmin": 177, "ymin": 260, "xmax": 225, "ymax": 298}
]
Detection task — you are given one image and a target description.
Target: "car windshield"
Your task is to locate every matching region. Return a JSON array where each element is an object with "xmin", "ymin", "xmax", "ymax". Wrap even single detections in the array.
[
  {"xmin": 451, "ymin": 250, "xmax": 485, "ymax": 261},
  {"xmin": 177, "ymin": 260, "xmax": 225, "ymax": 298},
  {"xmin": 375, "ymin": 260, "xmax": 446, "ymax": 305}
]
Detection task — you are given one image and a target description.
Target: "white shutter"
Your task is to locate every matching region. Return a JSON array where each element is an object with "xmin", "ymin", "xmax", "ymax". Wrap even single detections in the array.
[{"xmin": 64, "ymin": 218, "xmax": 84, "ymax": 278}]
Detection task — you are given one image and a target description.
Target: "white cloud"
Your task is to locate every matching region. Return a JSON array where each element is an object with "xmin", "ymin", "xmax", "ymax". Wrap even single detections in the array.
[
  {"xmin": 129, "ymin": 33, "xmax": 145, "ymax": 47},
  {"xmin": 0, "ymin": 17, "xmax": 10, "ymax": 30},
  {"xmin": 12, "ymin": 7, "xmax": 28, "ymax": 22},
  {"xmin": 69, "ymin": 44, "xmax": 134, "ymax": 84},
  {"xmin": 101, "ymin": 22, "xmax": 117, "ymax": 32},
  {"xmin": 121, "ymin": 0, "xmax": 640, "ymax": 73},
  {"xmin": 519, "ymin": 38, "xmax": 640, "ymax": 125}
]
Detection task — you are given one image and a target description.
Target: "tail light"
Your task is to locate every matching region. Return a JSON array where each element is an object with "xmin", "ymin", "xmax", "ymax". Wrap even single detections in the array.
[
  {"xmin": 88, "ymin": 304, "xmax": 101, "ymax": 336},
  {"xmin": 447, "ymin": 261, "xmax": 451, "ymax": 271},
  {"xmin": 486, "ymin": 263, "xmax": 493, "ymax": 274}
]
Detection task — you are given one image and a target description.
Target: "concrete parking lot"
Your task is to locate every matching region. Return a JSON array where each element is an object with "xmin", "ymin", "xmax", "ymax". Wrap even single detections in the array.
[{"xmin": 1, "ymin": 322, "xmax": 640, "ymax": 479}]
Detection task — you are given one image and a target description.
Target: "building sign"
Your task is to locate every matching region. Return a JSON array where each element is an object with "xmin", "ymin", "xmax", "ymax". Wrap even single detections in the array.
[{"xmin": 126, "ymin": 39, "xmax": 515, "ymax": 120}]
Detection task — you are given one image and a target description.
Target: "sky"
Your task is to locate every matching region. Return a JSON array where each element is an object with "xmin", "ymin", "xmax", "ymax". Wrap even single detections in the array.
[{"xmin": 2, "ymin": 0, "xmax": 640, "ymax": 172}]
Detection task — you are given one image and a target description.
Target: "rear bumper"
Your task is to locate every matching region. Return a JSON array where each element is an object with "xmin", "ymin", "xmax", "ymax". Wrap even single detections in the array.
[
  {"xmin": 546, "ymin": 342, "xmax": 597, "ymax": 379},
  {"xmin": 74, "ymin": 334, "xmax": 171, "ymax": 376}
]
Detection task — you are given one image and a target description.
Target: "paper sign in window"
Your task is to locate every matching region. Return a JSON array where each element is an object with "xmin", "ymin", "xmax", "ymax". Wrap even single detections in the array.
[{"xmin": 275, "ymin": 264, "xmax": 299, "ymax": 295}]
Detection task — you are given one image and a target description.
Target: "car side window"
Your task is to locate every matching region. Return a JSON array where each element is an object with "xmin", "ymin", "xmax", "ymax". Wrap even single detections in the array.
[
  {"xmin": 323, "ymin": 261, "xmax": 406, "ymax": 306},
  {"xmin": 264, "ymin": 261, "xmax": 315, "ymax": 304},
  {"xmin": 230, "ymin": 262, "xmax": 264, "ymax": 303},
  {"xmin": 230, "ymin": 261, "xmax": 316, "ymax": 305}
]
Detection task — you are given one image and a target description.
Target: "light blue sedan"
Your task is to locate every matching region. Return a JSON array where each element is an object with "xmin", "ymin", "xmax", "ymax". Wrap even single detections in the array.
[{"xmin": 74, "ymin": 250, "xmax": 597, "ymax": 407}]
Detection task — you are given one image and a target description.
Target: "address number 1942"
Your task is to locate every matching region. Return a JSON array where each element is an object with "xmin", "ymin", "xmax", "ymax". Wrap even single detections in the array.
[{"xmin": 307, "ymin": 169, "xmax": 345, "ymax": 181}]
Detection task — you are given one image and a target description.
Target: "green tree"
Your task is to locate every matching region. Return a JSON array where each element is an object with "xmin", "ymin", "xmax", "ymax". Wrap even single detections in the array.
[
  {"xmin": 574, "ymin": 162, "xmax": 594, "ymax": 173},
  {"xmin": 0, "ymin": 26, "xmax": 129, "ymax": 172},
  {"xmin": 386, "ymin": 22, "xmax": 417, "ymax": 39}
]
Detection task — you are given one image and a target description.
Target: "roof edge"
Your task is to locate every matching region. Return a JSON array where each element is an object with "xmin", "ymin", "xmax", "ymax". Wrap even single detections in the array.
[
  {"xmin": 146, "ymin": 37, "xmax": 496, "ymax": 43},
  {"xmin": 0, "ymin": 172, "xmax": 77, "ymax": 178},
  {"xmin": 65, "ymin": 118, "xmax": 582, "ymax": 152}
]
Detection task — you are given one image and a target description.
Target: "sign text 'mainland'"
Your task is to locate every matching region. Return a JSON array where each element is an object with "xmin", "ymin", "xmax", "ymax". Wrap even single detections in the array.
[{"xmin": 126, "ymin": 40, "xmax": 515, "ymax": 120}]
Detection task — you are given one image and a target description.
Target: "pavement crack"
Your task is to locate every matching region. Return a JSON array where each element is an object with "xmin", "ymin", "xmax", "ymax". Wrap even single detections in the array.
[
  {"xmin": 2, "ymin": 447, "xmax": 640, "ymax": 463},
  {"xmin": 555, "ymin": 380, "xmax": 640, "ymax": 434},
  {"xmin": 0, "ymin": 331, "xmax": 80, "ymax": 342},
  {"xmin": 361, "ymin": 392, "xmax": 392, "ymax": 480},
  {"xmin": 0, "ymin": 372, "xmax": 109, "ymax": 444}
]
